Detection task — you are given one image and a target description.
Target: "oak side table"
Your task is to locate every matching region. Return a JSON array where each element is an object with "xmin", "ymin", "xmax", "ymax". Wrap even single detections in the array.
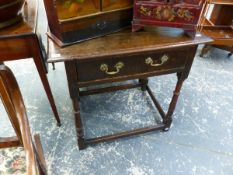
[
  {"xmin": 47, "ymin": 28, "xmax": 212, "ymax": 150},
  {"xmin": 0, "ymin": 0, "xmax": 61, "ymax": 126}
]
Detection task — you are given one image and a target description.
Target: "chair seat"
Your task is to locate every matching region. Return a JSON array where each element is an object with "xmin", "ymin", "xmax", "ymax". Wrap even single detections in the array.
[{"xmin": 0, "ymin": 147, "xmax": 26, "ymax": 175}]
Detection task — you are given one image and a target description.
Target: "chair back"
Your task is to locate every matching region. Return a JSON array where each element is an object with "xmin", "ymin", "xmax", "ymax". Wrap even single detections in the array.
[{"xmin": 0, "ymin": 63, "xmax": 46, "ymax": 175}]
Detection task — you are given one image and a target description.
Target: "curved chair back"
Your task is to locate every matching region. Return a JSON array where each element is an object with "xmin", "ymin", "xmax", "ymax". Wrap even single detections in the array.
[{"xmin": 0, "ymin": 63, "xmax": 46, "ymax": 175}]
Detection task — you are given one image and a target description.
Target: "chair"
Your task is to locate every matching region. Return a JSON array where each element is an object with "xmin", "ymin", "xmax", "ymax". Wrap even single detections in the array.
[{"xmin": 0, "ymin": 63, "xmax": 47, "ymax": 175}]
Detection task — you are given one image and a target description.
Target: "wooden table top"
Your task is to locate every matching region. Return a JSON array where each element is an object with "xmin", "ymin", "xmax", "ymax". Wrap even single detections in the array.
[
  {"xmin": 47, "ymin": 27, "xmax": 212, "ymax": 63},
  {"xmin": 0, "ymin": 0, "xmax": 37, "ymax": 38}
]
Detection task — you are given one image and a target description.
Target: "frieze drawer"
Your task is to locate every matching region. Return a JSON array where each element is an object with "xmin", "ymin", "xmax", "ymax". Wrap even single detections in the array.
[{"xmin": 76, "ymin": 47, "xmax": 191, "ymax": 84}]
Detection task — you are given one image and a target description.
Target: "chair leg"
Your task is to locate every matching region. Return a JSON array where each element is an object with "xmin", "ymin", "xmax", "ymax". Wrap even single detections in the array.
[{"xmin": 34, "ymin": 134, "xmax": 47, "ymax": 175}]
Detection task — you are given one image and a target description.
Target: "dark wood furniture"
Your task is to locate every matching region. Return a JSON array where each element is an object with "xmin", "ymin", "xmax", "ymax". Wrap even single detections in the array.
[
  {"xmin": 0, "ymin": 64, "xmax": 47, "ymax": 175},
  {"xmin": 0, "ymin": 0, "xmax": 61, "ymax": 126},
  {"xmin": 47, "ymin": 29, "xmax": 212, "ymax": 150},
  {"xmin": 198, "ymin": 0, "xmax": 233, "ymax": 57},
  {"xmin": 43, "ymin": 0, "xmax": 133, "ymax": 47},
  {"xmin": 0, "ymin": 0, "xmax": 24, "ymax": 29},
  {"xmin": 132, "ymin": 0, "xmax": 205, "ymax": 37}
]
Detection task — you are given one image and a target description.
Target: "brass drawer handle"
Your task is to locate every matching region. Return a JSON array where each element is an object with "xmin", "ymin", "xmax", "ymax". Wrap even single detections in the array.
[
  {"xmin": 100, "ymin": 62, "xmax": 124, "ymax": 75},
  {"xmin": 145, "ymin": 55, "xmax": 169, "ymax": 67}
]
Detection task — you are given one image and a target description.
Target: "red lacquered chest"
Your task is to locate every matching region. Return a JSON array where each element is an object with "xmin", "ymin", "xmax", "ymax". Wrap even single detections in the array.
[{"xmin": 132, "ymin": 0, "xmax": 205, "ymax": 37}]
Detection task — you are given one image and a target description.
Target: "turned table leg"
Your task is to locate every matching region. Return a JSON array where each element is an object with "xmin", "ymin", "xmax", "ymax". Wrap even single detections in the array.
[
  {"xmin": 72, "ymin": 97, "xmax": 86, "ymax": 150},
  {"xmin": 65, "ymin": 61, "xmax": 86, "ymax": 150},
  {"xmin": 163, "ymin": 73, "xmax": 185, "ymax": 130}
]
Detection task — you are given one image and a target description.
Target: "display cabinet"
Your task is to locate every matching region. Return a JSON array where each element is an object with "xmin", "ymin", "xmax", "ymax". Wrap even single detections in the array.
[
  {"xmin": 198, "ymin": 0, "xmax": 233, "ymax": 57},
  {"xmin": 43, "ymin": 0, "xmax": 133, "ymax": 47},
  {"xmin": 132, "ymin": 0, "xmax": 205, "ymax": 37}
]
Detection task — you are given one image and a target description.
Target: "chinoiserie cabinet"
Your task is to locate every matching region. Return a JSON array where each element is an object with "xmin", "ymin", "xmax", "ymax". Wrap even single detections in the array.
[
  {"xmin": 132, "ymin": 0, "xmax": 205, "ymax": 37},
  {"xmin": 43, "ymin": 0, "xmax": 133, "ymax": 46}
]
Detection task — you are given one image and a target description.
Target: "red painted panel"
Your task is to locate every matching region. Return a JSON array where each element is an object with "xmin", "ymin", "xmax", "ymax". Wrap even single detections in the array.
[{"xmin": 132, "ymin": 0, "xmax": 205, "ymax": 37}]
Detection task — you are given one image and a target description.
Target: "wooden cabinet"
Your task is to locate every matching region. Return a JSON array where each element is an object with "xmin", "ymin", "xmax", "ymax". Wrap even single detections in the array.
[
  {"xmin": 198, "ymin": 0, "xmax": 233, "ymax": 56},
  {"xmin": 132, "ymin": 0, "xmax": 205, "ymax": 37},
  {"xmin": 43, "ymin": 0, "xmax": 133, "ymax": 47},
  {"xmin": 0, "ymin": 0, "xmax": 24, "ymax": 29}
]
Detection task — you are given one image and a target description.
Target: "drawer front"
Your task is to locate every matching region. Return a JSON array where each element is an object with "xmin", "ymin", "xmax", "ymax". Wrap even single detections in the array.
[{"xmin": 76, "ymin": 48, "xmax": 190, "ymax": 83}]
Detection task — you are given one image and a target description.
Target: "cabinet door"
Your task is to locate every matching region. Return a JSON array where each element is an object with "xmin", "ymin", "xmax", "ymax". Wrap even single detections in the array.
[
  {"xmin": 56, "ymin": 0, "xmax": 101, "ymax": 20},
  {"xmin": 101, "ymin": 0, "xmax": 133, "ymax": 12}
]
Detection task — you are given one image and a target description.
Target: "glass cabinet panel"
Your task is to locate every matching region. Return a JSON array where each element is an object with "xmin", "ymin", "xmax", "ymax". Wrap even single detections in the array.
[
  {"xmin": 56, "ymin": 0, "xmax": 100, "ymax": 20},
  {"xmin": 102, "ymin": 0, "xmax": 133, "ymax": 12}
]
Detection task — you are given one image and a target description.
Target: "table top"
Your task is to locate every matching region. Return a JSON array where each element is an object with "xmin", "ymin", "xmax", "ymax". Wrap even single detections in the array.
[
  {"xmin": 0, "ymin": 0, "xmax": 38, "ymax": 38},
  {"xmin": 47, "ymin": 27, "xmax": 212, "ymax": 63}
]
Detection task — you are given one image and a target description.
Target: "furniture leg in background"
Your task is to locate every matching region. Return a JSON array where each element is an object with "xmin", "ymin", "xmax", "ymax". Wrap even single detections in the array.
[{"xmin": 0, "ymin": 0, "xmax": 61, "ymax": 126}]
